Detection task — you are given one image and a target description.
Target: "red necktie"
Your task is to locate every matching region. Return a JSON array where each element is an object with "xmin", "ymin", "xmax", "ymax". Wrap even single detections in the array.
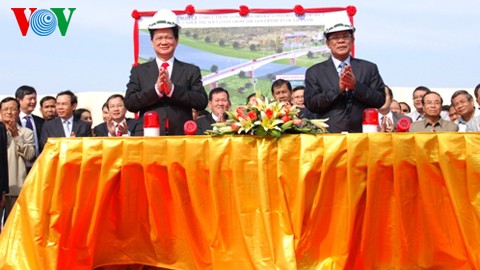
[
  {"xmin": 116, "ymin": 124, "xmax": 122, "ymax": 136},
  {"xmin": 161, "ymin": 62, "xmax": 170, "ymax": 95}
]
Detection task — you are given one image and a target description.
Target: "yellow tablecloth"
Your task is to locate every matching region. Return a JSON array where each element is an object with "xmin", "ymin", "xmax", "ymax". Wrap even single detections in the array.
[{"xmin": 1, "ymin": 134, "xmax": 480, "ymax": 269}]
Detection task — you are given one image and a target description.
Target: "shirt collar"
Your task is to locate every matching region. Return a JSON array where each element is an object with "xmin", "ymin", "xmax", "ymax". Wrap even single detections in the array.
[{"xmin": 331, "ymin": 56, "xmax": 351, "ymax": 69}]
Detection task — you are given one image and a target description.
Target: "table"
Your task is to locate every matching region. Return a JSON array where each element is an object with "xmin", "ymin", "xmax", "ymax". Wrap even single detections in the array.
[{"xmin": 1, "ymin": 134, "xmax": 479, "ymax": 269}]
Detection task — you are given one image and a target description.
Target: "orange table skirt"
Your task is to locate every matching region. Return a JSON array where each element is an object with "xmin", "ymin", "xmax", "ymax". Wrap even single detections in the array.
[{"xmin": 1, "ymin": 134, "xmax": 480, "ymax": 269}]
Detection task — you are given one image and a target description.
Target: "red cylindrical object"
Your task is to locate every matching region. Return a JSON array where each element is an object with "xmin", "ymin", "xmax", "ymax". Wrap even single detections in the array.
[
  {"xmin": 184, "ymin": 120, "xmax": 197, "ymax": 135},
  {"xmin": 396, "ymin": 117, "xmax": 411, "ymax": 132},
  {"xmin": 143, "ymin": 111, "xmax": 159, "ymax": 128},
  {"xmin": 362, "ymin": 108, "xmax": 379, "ymax": 125}
]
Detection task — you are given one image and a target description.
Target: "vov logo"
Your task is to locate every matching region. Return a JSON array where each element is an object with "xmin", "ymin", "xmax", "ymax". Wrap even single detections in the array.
[{"xmin": 11, "ymin": 8, "xmax": 76, "ymax": 36}]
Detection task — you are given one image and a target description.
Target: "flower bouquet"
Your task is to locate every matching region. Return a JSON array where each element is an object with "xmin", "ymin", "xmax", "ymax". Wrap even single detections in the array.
[{"xmin": 206, "ymin": 97, "xmax": 329, "ymax": 138}]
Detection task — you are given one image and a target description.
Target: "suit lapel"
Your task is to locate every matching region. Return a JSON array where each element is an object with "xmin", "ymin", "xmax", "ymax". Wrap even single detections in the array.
[
  {"xmin": 55, "ymin": 118, "xmax": 66, "ymax": 137},
  {"xmin": 171, "ymin": 58, "xmax": 184, "ymax": 85}
]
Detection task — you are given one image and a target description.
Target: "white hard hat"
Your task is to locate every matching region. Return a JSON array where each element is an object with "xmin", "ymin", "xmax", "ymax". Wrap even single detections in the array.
[
  {"xmin": 324, "ymin": 23, "xmax": 355, "ymax": 36},
  {"xmin": 148, "ymin": 9, "xmax": 180, "ymax": 30}
]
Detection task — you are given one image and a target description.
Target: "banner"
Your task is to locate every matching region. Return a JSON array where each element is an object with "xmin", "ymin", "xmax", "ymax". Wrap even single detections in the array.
[{"xmin": 131, "ymin": 6, "xmax": 356, "ymax": 104}]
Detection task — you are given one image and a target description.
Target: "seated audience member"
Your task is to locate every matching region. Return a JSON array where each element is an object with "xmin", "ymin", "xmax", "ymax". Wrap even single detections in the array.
[
  {"xmin": 466, "ymin": 116, "xmax": 480, "ymax": 132},
  {"xmin": 39, "ymin": 96, "xmax": 57, "ymax": 121},
  {"xmin": 451, "ymin": 90, "xmax": 480, "ymax": 131},
  {"xmin": 447, "ymin": 104, "xmax": 459, "ymax": 122},
  {"xmin": 390, "ymin": 99, "xmax": 401, "ymax": 114},
  {"xmin": 0, "ymin": 121, "xmax": 8, "ymax": 231},
  {"xmin": 93, "ymin": 94, "xmax": 138, "ymax": 137},
  {"xmin": 378, "ymin": 86, "xmax": 412, "ymax": 132},
  {"xmin": 409, "ymin": 91, "xmax": 458, "ymax": 132},
  {"xmin": 74, "ymin": 108, "xmax": 93, "ymax": 127},
  {"xmin": 39, "ymin": 90, "xmax": 92, "ymax": 152},
  {"xmin": 0, "ymin": 97, "xmax": 35, "ymax": 223},
  {"xmin": 100, "ymin": 102, "xmax": 109, "ymax": 123},
  {"xmin": 291, "ymin": 86, "xmax": 305, "ymax": 107},
  {"xmin": 246, "ymin": 93, "xmax": 266, "ymax": 106},
  {"xmin": 16, "ymin": 85, "xmax": 42, "ymax": 172},
  {"xmin": 271, "ymin": 79, "xmax": 292, "ymax": 103},
  {"xmin": 399, "ymin": 102, "xmax": 411, "ymax": 115},
  {"xmin": 474, "ymin": 83, "xmax": 480, "ymax": 108},
  {"xmin": 196, "ymin": 87, "xmax": 231, "ymax": 135},
  {"xmin": 291, "ymin": 85, "xmax": 317, "ymax": 119},
  {"xmin": 408, "ymin": 86, "xmax": 430, "ymax": 121}
]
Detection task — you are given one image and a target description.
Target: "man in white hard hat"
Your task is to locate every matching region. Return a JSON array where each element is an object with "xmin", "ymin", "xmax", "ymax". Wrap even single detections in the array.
[
  {"xmin": 304, "ymin": 22, "xmax": 386, "ymax": 133},
  {"xmin": 125, "ymin": 9, "xmax": 208, "ymax": 135}
]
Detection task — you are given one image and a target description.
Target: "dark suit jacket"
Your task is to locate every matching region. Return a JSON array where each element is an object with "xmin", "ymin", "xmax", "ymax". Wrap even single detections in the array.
[
  {"xmin": 195, "ymin": 113, "xmax": 216, "ymax": 135},
  {"xmin": 304, "ymin": 57, "xmax": 386, "ymax": 133},
  {"xmin": 0, "ymin": 122, "xmax": 8, "ymax": 194},
  {"xmin": 125, "ymin": 58, "xmax": 208, "ymax": 136},
  {"xmin": 17, "ymin": 114, "xmax": 43, "ymax": 141},
  {"xmin": 93, "ymin": 118, "xmax": 139, "ymax": 137},
  {"xmin": 39, "ymin": 117, "xmax": 92, "ymax": 152}
]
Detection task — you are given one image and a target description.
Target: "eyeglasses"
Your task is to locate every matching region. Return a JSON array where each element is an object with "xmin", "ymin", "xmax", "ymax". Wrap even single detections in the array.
[
  {"xmin": 402, "ymin": 109, "xmax": 409, "ymax": 113},
  {"xmin": 328, "ymin": 34, "xmax": 352, "ymax": 41},
  {"xmin": 109, "ymin": 104, "xmax": 125, "ymax": 109}
]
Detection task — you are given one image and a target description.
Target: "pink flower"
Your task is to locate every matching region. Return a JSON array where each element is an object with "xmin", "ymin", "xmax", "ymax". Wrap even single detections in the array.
[
  {"xmin": 239, "ymin": 5, "xmax": 250, "ymax": 17},
  {"xmin": 293, "ymin": 5, "xmax": 305, "ymax": 16},
  {"xmin": 282, "ymin": 115, "xmax": 291, "ymax": 123},
  {"xmin": 185, "ymin": 5, "xmax": 195, "ymax": 15}
]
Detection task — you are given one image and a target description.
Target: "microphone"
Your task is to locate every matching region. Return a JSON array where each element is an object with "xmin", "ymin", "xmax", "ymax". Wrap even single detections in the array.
[
  {"xmin": 184, "ymin": 120, "xmax": 197, "ymax": 135},
  {"xmin": 396, "ymin": 117, "xmax": 411, "ymax": 132}
]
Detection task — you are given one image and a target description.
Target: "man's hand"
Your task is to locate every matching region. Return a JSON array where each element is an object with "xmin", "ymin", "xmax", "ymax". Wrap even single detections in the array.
[
  {"xmin": 156, "ymin": 66, "xmax": 172, "ymax": 95},
  {"xmin": 117, "ymin": 120, "xmax": 128, "ymax": 135},
  {"xmin": 107, "ymin": 120, "xmax": 116, "ymax": 136},
  {"xmin": 339, "ymin": 65, "xmax": 356, "ymax": 92},
  {"xmin": 5, "ymin": 119, "xmax": 19, "ymax": 138}
]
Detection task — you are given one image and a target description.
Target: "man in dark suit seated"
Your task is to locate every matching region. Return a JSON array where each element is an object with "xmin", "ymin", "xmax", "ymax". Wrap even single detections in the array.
[
  {"xmin": 124, "ymin": 9, "xmax": 208, "ymax": 136},
  {"xmin": 196, "ymin": 87, "xmax": 231, "ymax": 135},
  {"xmin": 304, "ymin": 22, "xmax": 386, "ymax": 133},
  {"xmin": 39, "ymin": 90, "xmax": 92, "ymax": 152},
  {"xmin": 93, "ymin": 94, "xmax": 138, "ymax": 136}
]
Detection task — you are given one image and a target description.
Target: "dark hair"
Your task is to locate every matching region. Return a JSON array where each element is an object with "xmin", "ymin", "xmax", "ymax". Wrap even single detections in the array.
[
  {"xmin": 271, "ymin": 79, "xmax": 292, "ymax": 95},
  {"xmin": 149, "ymin": 26, "xmax": 180, "ymax": 40},
  {"xmin": 56, "ymin": 90, "xmax": 78, "ymax": 105},
  {"xmin": 0, "ymin": 97, "xmax": 20, "ymax": 110},
  {"xmin": 208, "ymin": 87, "xmax": 230, "ymax": 101},
  {"xmin": 40, "ymin": 96, "xmax": 56, "ymax": 107},
  {"xmin": 474, "ymin": 83, "xmax": 480, "ymax": 99},
  {"xmin": 292, "ymin": 85, "xmax": 305, "ymax": 93},
  {"xmin": 399, "ymin": 102, "xmax": 411, "ymax": 113},
  {"xmin": 15, "ymin": 85, "xmax": 37, "ymax": 100},
  {"xmin": 73, "ymin": 108, "xmax": 91, "ymax": 120},
  {"xmin": 102, "ymin": 101, "xmax": 108, "ymax": 110},
  {"xmin": 421, "ymin": 91, "xmax": 443, "ymax": 106},
  {"xmin": 451, "ymin": 89, "xmax": 473, "ymax": 103},
  {"xmin": 246, "ymin": 93, "xmax": 266, "ymax": 104},
  {"xmin": 441, "ymin": 105, "xmax": 450, "ymax": 111},
  {"xmin": 106, "ymin": 94, "xmax": 125, "ymax": 109},
  {"xmin": 412, "ymin": 86, "xmax": 431, "ymax": 96}
]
